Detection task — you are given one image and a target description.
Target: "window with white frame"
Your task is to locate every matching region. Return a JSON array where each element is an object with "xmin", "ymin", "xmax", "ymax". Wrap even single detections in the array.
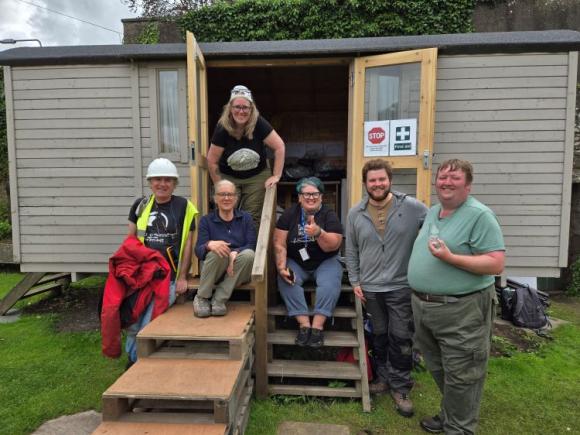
[{"xmin": 149, "ymin": 65, "xmax": 188, "ymax": 162}]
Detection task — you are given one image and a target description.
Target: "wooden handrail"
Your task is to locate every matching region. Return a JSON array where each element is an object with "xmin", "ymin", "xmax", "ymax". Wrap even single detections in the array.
[
  {"xmin": 251, "ymin": 185, "xmax": 277, "ymax": 398},
  {"xmin": 251, "ymin": 186, "xmax": 277, "ymax": 282}
]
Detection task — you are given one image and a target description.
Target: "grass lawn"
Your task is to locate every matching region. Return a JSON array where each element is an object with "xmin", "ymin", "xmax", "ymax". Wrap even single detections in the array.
[{"xmin": 0, "ymin": 273, "xmax": 579, "ymax": 434}]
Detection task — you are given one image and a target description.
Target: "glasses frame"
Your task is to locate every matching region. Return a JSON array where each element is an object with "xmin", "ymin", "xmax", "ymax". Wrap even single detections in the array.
[
  {"xmin": 231, "ymin": 104, "xmax": 252, "ymax": 113},
  {"xmin": 299, "ymin": 192, "xmax": 322, "ymax": 199},
  {"xmin": 215, "ymin": 192, "xmax": 238, "ymax": 198}
]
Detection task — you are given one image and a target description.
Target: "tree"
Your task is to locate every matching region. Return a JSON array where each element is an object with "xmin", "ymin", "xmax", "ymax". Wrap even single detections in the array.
[{"xmin": 123, "ymin": 0, "xmax": 215, "ymax": 17}]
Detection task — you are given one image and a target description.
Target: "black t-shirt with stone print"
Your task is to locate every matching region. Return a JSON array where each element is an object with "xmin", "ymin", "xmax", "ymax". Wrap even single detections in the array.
[
  {"xmin": 210, "ymin": 115, "xmax": 273, "ymax": 179},
  {"xmin": 129, "ymin": 195, "xmax": 195, "ymax": 279},
  {"xmin": 276, "ymin": 204, "xmax": 343, "ymax": 271}
]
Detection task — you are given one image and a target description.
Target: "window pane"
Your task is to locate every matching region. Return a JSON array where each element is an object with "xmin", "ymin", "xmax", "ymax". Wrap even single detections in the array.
[
  {"xmin": 364, "ymin": 63, "xmax": 421, "ymax": 123},
  {"xmin": 158, "ymin": 70, "xmax": 179, "ymax": 154}
]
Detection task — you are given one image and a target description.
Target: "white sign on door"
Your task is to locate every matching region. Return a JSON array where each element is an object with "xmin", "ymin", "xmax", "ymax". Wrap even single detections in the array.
[
  {"xmin": 363, "ymin": 121, "xmax": 389, "ymax": 157},
  {"xmin": 389, "ymin": 118, "xmax": 417, "ymax": 156}
]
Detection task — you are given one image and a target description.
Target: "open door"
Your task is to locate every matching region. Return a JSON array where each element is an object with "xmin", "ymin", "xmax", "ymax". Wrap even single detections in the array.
[
  {"xmin": 186, "ymin": 31, "xmax": 209, "ymax": 276},
  {"xmin": 347, "ymin": 48, "xmax": 437, "ymax": 207}
]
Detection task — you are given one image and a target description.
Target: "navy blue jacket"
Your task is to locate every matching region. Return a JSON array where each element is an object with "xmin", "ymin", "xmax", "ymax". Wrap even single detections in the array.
[{"xmin": 194, "ymin": 209, "xmax": 257, "ymax": 260}]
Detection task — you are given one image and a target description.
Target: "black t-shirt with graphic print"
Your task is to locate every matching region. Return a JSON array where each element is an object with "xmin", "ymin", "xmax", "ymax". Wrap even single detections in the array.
[
  {"xmin": 276, "ymin": 204, "xmax": 343, "ymax": 271},
  {"xmin": 129, "ymin": 195, "xmax": 195, "ymax": 279},
  {"xmin": 210, "ymin": 115, "xmax": 273, "ymax": 179}
]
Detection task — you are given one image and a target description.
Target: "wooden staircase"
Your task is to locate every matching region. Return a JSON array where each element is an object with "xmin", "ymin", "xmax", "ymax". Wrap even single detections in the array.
[
  {"xmin": 94, "ymin": 298, "xmax": 255, "ymax": 434},
  {"xmin": 266, "ymin": 282, "xmax": 371, "ymax": 411}
]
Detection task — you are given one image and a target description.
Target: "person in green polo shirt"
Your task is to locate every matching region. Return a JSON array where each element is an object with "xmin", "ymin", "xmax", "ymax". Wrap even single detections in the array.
[{"xmin": 408, "ymin": 159, "xmax": 505, "ymax": 435}]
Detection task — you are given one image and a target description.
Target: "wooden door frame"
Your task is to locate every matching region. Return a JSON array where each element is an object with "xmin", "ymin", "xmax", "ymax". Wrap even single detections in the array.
[
  {"xmin": 347, "ymin": 48, "xmax": 438, "ymax": 208},
  {"xmin": 186, "ymin": 31, "xmax": 209, "ymax": 276}
]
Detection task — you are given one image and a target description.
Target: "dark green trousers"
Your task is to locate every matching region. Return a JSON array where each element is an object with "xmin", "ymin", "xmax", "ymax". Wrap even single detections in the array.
[
  {"xmin": 222, "ymin": 168, "xmax": 270, "ymax": 230},
  {"xmin": 412, "ymin": 284, "xmax": 495, "ymax": 435}
]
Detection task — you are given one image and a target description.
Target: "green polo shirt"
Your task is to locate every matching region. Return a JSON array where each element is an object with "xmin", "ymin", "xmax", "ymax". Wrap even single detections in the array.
[{"xmin": 408, "ymin": 196, "xmax": 505, "ymax": 295}]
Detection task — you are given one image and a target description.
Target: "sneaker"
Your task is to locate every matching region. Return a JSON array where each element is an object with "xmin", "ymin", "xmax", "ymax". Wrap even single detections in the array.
[
  {"xmin": 295, "ymin": 327, "xmax": 311, "ymax": 346},
  {"xmin": 307, "ymin": 328, "xmax": 324, "ymax": 348},
  {"xmin": 390, "ymin": 390, "xmax": 414, "ymax": 418},
  {"xmin": 193, "ymin": 295, "xmax": 211, "ymax": 318},
  {"xmin": 420, "ymin": 415, "xmax": 443, "ymax": 433},
  {"xmin": 369, "ymin": 380, "xmax": 390, "ymax": 395},
  {"xmin": 211, "ymin": 299, "xmax": 227, "ymax": 316}
]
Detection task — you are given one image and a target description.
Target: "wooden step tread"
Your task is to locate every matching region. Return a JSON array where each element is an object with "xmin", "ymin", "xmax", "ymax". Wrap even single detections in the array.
[
  {"xmin": 188, "ymin": 276, "xmax": 254, "ymax": 291},
  {"xmin": 104, "ymin": 358, "xmax": 243, "ymax": 400},
  {"xmin": 269, "ymin": 384, "xmax": 360, "ymax": 398},
  {"xmin": 268, "ymin": 305, "xmax": 356, "ymax": 318},
  {"xmin": 267, "ymin": 330, "xmax": 358, "ymax": 347},
  {"xmin": 138, "ymin": 303, "xmax": 254, "ymax": 341},
  {"xmin": 303, "ymin": 283, "xmax": 352, "ymax": 292},
  {"xmin": 268, "ymin": 359, "xmax": 361, "ymax": 380},
  {"xmin": 94, "ymin": 421, "xmax": 227, "ymax": 435}
]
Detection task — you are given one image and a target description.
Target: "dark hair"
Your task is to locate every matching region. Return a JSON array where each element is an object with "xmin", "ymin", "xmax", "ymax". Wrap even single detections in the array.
[
  {"xmin": 437, "ymin": 159, "xmax": 473, "ymax": 184},
  {"xmin": 362, "ymin": 159, "xmax": 393, "ymax": 182}
]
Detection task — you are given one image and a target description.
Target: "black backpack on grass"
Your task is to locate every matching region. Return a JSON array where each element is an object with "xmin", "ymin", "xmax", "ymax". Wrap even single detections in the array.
[{"xmin": 508, "ymin": 284, "xmax": 549, "ymax": 329}]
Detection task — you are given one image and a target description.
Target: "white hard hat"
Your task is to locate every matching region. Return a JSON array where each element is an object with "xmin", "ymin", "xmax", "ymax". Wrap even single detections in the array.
[{"xmin": 146, "ymin": 158, "xmax": 179, "ymax": 179}]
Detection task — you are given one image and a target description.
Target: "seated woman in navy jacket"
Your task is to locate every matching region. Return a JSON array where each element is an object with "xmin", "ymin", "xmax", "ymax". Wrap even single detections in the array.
[{"xmin": 193, "ymin": 179, "xmax": 256, "ymax": 317}]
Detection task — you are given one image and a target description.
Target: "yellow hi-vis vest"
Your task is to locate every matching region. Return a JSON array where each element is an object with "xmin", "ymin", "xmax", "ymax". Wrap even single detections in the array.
[{"xmin": 136, "ymin": 195, "xmax": 198, "ymax": 279}]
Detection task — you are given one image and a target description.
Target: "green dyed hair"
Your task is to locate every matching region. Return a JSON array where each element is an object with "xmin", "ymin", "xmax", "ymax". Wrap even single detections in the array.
[{"xmin": 296, "ymin": 177, "xmax": 325, "ymax": 194}]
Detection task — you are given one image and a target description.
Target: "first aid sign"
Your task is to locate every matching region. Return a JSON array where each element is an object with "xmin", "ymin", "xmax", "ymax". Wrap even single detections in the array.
[{"xmin": 364, "ymin": 121, "xmax": 389, "ymax": 157}]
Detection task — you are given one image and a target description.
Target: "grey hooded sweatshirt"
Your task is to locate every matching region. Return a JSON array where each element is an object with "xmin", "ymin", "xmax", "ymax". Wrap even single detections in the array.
[{"xmin": 345, "ymin": 191, "xmax": 428, "ymax": 293}]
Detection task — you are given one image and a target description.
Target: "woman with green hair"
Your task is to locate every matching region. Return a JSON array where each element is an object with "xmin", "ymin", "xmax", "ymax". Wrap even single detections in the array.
[{"xmin": 273, "ymin": 177, "xmax": 343, "ymax": 348}]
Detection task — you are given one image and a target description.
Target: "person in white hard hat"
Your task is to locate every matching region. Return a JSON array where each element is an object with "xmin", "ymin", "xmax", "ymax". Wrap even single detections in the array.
[
  {"xmin": 124, "ymin": 157, "xmax": 198, "ymax": 365},
  {"xmin": 207, "ymin": 85, "xmax": 285, "ymax": 229}
]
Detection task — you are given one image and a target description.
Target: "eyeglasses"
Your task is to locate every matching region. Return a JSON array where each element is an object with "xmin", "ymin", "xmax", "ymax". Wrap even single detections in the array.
[
  {"xmin": 300, "ymin": 192, "xmax": 321, "ymax": 199},
  {"xmin": 216, "ymin": 192, "xmax": 237, "ymax": 198},
  {"xmin": 232, "ymin": 105, "xmax": 251, "ymax": 113}
]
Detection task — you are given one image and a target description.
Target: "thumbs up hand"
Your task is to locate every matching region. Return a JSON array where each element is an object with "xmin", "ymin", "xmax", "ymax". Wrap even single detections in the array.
[{"xmin": 304, "ymin": 214, "xmax": 321, "ymax": 238}]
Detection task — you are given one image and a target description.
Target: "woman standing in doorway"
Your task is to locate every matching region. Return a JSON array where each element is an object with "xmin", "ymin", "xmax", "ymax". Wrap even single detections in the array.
[{"xmin": 207, "ymin": 85, "xmax": 285, "ymax": 228}]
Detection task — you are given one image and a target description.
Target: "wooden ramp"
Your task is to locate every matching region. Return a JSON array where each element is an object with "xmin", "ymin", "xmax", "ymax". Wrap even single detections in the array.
[
  {"xmin": 266, "ymin": 282, "xmax": 371, "ymax": 412},
  {"xmin": 0, "ymin": 272, "xmax": 71, "ymax": 316},
  {"xmin": 95, "ymin": 300, "xmax": 255, "ymax": 435}
]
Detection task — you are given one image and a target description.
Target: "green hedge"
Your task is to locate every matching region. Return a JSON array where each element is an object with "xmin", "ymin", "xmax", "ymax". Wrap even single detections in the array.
[{"xmin": 180, "ymin": 0, "xmax": 475, "ymax": 42}]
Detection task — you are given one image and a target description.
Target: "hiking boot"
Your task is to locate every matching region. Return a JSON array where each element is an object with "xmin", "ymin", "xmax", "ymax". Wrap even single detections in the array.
[
  {"xmin": 295, "ymin": 327, "xmax": 311, "ymax": 346},
  {"xmin": 193, "ymin": 295, "xmax": 211, "ymax": 318},
  {"xmin": 308, "ymin": 328, "xmax": 324, "ymax": 348},
  {"xmin": 390, "ymin": 390, "xmax": 414, "ymax": 417},
  {"xmin": 420, "ymin": 415, "xmax": 443, "ymax": 433},
  {"xmin": 369, "ymin": 380, "xmax": 390, "ymax": 395},
  {"xmin": 211, "ymin": 299, "xmax": 227, "ymax": 316}
]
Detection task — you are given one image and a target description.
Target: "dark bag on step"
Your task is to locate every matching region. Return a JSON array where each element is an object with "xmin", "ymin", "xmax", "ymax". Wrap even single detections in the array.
[{"xmin": 511, "ymin": 284, "xmax": 549, "ymax": 329}]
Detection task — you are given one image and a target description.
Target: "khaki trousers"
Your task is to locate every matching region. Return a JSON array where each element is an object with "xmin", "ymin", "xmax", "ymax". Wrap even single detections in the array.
[
  {"xmin": 198, "ymin": 249, "xmax": 255, "ymax": 303},
  {"xmin": 412, "ymin": 284, "xmax": 495, "ymax": 435},
  {"xmin": 222, "ymin": 168, "xmax": 270, "ymax": 230}
]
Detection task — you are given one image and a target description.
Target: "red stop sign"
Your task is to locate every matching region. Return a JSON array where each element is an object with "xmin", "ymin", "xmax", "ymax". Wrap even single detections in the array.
[{"xmin": 368, "ymin": 127, "xmax": 386, "ymax": 144}]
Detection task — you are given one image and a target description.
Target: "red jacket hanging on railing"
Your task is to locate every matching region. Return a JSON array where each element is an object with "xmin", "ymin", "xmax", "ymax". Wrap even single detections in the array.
[{"xmin": 101, "ymin": 235, "xmax": 171, "ymax": 358}]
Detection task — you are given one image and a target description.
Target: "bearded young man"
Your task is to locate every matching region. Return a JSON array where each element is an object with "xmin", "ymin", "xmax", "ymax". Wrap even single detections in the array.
[{"xmin": 345, "ymin": 158, "xmax": 428, "ymax": 417}]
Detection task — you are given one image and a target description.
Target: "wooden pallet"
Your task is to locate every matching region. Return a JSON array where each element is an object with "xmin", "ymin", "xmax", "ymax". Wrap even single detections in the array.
[
  {"xmin": 137, "ymin": 303, "xmax": 254, "ymax": 360},
  {"xmin": 102, "ymin": 355, "xmax": 252, "ymax": 430},
  {"xmin": 93, "ymin": 421, "xmax": 228, "ymax": 434}
]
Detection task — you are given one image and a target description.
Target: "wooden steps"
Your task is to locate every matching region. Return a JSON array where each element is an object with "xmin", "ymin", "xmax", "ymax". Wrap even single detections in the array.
[
  {"xmin": 96, "ymin": 300, "xmax": 255, "ymax": 434},
  {"xmin": 266, "ymin": 282, "xmax": 371, "ymax": 411},
  {"xmin": 268, "ymin": 360, "xmax": 361, "ymax": 380},
  {"xmin": 267, "ymin": 330, "xmax": 358, "ymax": 347},
  {"xmin": 102, "ymin": 357, "xmax": 252, "ymax": 425},
  {"xmin": 137, "ymin": 303, "xmax": 255, "ymax": 360},
  {"xmin": 268, "ymin": 305, "xmax": 356, "ymax": 318},
  {"xmin": 94, "ymin": 421, "xmax": 228, "ymax": 435}
]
